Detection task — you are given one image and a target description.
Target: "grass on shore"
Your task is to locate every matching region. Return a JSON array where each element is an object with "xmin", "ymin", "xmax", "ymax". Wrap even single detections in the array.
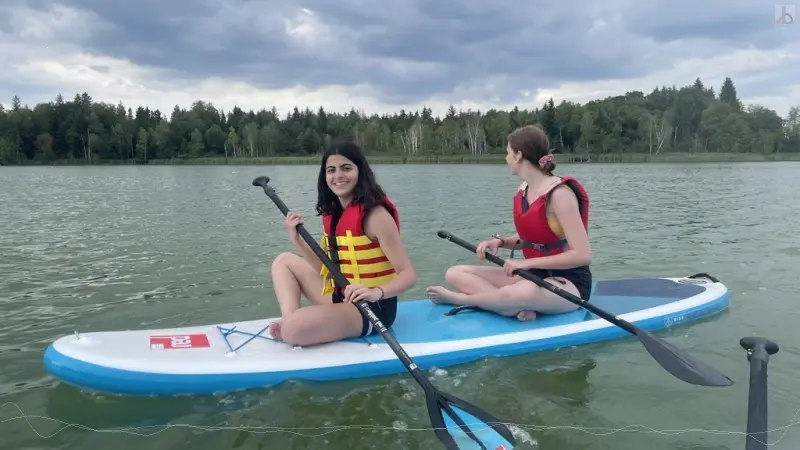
[{"xmin": 11, "ymin": 152, "xmax": 800, "ymax": 166}]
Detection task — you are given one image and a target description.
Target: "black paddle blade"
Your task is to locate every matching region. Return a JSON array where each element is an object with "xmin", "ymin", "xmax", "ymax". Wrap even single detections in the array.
[
  {"xmin": 637, "ymin": 329, "xmax": 733, "ymax": 387},
  {"xmin": 428, "ymin": 391, "xmax": 516, "ymax": 449}
]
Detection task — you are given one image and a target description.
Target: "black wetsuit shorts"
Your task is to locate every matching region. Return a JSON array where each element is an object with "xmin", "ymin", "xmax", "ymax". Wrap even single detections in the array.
[{"xmin": 333, "ymin": 291, "xmax": 398, "ymax": 337}]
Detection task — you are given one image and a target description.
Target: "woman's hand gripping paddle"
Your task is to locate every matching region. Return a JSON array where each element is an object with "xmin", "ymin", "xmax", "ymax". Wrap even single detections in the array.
[
  {"xmin": 436, "ymin": 230, "xmax": 733, "ymax": 388},
  {"xmin": 252, "ymin": 176, "xmax": 517, "ymax": 450}
]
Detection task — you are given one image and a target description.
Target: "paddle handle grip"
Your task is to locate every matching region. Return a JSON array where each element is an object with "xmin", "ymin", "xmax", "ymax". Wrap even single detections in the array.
[{"xmin": 741, "ymin": 337, "xmax": 779, "ymax": 450}]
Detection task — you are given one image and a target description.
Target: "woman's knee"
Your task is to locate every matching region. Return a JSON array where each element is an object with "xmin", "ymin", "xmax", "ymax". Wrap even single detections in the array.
[
  {"xmin": 444, "ymin": 265, "xmax": 469, "ymax": 284},
  {"xmin": 497, "ymin": 281, "xmax": 540, "ymax": 303},
  {"xmin": 271, "ymin": 252, "xmax": 299, "ymax": 274},
  {"xmin": 271, "ymin": 253, "xmax": 304, "ymax": 293}
]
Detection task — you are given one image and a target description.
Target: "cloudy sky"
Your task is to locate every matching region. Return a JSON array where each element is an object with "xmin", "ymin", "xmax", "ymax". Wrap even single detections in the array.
[{"xmin": 1, "ymin": 0, "xmax": 798, "ymax": 119}]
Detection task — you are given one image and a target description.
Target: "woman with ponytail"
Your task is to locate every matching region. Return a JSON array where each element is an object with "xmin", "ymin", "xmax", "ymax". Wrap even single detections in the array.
[{"xmin": 426, "ymin": 124, "xmax": 592, "ymax": 321}]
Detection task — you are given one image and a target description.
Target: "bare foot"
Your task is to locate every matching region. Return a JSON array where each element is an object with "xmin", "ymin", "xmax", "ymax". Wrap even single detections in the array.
[
  {"xmin": 426, "ymin": 286, "xmax": 466, "ymax": 305},
  {"xmin": 516, "ymin": 310, "xmax": 537, "ymax": 321},
  {"xmin": 268, "ymin": 320, "xmax": 282, "ymax": 340}
]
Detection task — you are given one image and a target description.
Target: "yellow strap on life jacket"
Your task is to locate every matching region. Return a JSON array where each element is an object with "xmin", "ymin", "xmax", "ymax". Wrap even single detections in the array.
[
  {"xmin": 344, "ymin": 230, "xmax": 361, "ymax": 285},
  {"xmin": 319, "ymin": 234, "xmax": 335, "ymax": 296},
  {"xmin": 319, "ymin": 231, "xmax": 360, "ymax": 296}
]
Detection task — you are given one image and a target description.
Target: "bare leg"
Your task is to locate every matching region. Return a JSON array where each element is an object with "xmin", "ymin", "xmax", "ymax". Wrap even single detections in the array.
[
  {"xmin": 430, "ymin": 275, "xmax": 581, "ymax": 320},
  {"xmin": 279, "ymin": 303, "xmax": 365, "ymax": 347},
  {"xmin": 444, "ymin": 265, "xmax": 518, "ymax": 294},
  {"xmin": 269, "ymin": 252, "xmax": 331, "ymax": 339},
  {"xmin": 427, "ymin": 264, "xmax": 542, "ymax": 320},
  {"xmin": 426, "ymin": 265, "xmax": 517, "ymax": 304}
]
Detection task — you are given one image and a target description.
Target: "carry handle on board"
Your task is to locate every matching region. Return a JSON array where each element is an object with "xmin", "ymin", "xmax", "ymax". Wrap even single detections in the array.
[
  {"xmin": 253, "ymin": 176, "xmax": 517, "ymax": 450},
  {"xmin": 740, "ymin": 336, "xmax": 779, "ymax": 450},
  {"xmin": 436, "ymin": 230, "xmax": 734, "ymax": 388}
]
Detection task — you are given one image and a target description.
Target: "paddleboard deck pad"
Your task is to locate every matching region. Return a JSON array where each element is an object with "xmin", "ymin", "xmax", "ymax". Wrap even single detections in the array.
[{"xmin": 43, "ymin": 273, "xmax": 729, "ymax": 396}]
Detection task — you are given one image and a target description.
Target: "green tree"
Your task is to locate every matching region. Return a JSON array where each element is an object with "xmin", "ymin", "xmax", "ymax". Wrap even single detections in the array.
[{"xmin": 1, "ymin": 76, "xmax": 798, "ymax": 165}]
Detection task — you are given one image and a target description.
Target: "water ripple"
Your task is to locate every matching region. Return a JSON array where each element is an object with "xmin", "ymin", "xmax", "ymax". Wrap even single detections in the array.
[{"xmin": 1, "ymin": 163, "xmax": 800, "ymax": 450}]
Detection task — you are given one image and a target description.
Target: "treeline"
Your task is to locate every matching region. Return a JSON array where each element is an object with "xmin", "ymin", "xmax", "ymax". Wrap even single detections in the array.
[{"xmin": 1, "ymin": 76, "xmax": 799, "ymax": 164}]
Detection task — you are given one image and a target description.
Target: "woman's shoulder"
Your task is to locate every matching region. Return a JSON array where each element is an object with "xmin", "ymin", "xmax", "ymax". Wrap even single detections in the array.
[
  {"xmin": 363, "ymin": 199, "xmax": 398, "ymax": 222},
  {"xmin": 363, "ymin": 202, "xmax": 401, "ymax": 239},
  {"xmin": 550, "ymin": 182, "xmax": 580, "ymax": 205}
]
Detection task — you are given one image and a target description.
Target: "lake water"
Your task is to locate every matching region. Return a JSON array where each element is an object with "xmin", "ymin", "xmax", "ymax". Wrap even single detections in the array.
[{"xmin": 2, "ymin": 162, "xmax": 799, "ymax": 450}]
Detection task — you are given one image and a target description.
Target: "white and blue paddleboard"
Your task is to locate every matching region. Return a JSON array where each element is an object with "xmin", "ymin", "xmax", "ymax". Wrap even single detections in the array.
[{"xmin": 43, "ymin": 274, "xmax": 729, "ymax": 396}]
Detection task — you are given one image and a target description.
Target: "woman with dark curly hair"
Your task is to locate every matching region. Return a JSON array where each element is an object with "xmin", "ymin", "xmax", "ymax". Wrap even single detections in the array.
[{"xmin": 268, "ymin": 141, "xmax": 416, "ymax": 346}]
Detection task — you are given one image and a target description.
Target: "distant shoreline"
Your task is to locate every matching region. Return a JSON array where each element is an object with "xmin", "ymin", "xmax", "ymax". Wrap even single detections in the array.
[{"xmin": 7, "ymin": 152, "xmax": 800, "ymax": 166}]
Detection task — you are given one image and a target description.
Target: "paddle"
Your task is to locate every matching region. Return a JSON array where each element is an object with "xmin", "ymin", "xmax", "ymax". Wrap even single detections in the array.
[
  {"xmin": 252, "ymin": 176, "xmax": 516, "ymax": 450},
  {"xmin": 740, "ymin": 336, "xmax": 779, "ymax": 450},
  {"xmin": 436, "ymin": 230, "xmax": 734, "ymax": 388}
]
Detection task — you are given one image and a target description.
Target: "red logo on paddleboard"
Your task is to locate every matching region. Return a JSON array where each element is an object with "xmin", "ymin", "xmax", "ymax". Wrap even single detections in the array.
[
  {"xmin": 495, "ymin": 446, "xmax": 507, "ymax": 450},
  {"xmin": 149, "ymin": 334, "xmax": 210, "ymax": 350}
]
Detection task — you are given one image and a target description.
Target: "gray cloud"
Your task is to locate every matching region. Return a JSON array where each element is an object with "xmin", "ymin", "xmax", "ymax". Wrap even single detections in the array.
[
  {"xmin": 621, "ymin": 1, "xmax": 786, "ymax": 47},
  {"xmin": 1, "ymin": 0, "xmax": 797, "ymax": 112}
]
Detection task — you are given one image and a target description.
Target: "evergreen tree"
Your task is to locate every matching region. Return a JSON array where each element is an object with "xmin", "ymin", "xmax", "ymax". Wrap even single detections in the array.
[{"xmin": 0, "ymin": 76, "xmax": 797, "ymax": 165}]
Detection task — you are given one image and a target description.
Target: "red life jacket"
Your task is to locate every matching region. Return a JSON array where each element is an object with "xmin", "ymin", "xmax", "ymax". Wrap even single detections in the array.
[
  {"xmin": 511, "ymin": 176, "xmax": 589, "ymax": 259},
  {"xmin": 319, "ymin": 197, "xmax": 400, "ymax": 296}
]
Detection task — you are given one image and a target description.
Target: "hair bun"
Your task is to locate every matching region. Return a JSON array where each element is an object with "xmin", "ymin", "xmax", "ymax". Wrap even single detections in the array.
[{"xmin": 544, "ymin": 159, "xmax": 556, "ymax": 174}]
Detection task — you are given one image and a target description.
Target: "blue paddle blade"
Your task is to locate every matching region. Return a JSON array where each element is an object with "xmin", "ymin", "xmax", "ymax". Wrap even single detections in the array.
[{"xmin": 430, "ymin": 392, "xmax": 516, "ymax": 449}]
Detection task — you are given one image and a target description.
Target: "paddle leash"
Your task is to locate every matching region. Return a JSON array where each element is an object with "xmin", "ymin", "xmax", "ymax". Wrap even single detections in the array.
[
  {"xmin": 740, "ymin": 336, "xmax": 779, "ymax": 450},
  {"xmin": 252, "ymin": 177, "xmax": 516, "ymax": 450},
  {"xmin": 436, "ymin": 231, "xmax": 733, "ymax": 388}
]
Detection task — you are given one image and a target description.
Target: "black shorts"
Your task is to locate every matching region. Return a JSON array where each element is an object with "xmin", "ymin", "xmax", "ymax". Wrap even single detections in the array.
[
  {"xmin": 526, "ymin": 265, "xmax": 593, "ymax": 302},
  {"xmin": 333, "ymin": 290, "xmax": 398, "ymax": 337}
]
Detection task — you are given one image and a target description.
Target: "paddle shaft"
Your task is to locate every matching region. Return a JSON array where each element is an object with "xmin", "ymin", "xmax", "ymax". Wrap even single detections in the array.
[
  {"xmin": 741, "ymin": 337, "xmax": 779, "ymax": 450},
  {"xmin": 258, "ymin": 184, "xmax": 440, "ymax": 391},
  {"xmin": 438, "ymin": 231, "xmax": 637, "ymax": 335}
]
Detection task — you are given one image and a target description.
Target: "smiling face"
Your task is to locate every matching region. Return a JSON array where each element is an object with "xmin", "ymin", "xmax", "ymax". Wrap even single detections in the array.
[{"xmin": 325, "ymin": 154, "xmax": 359, "ymax": 200}]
